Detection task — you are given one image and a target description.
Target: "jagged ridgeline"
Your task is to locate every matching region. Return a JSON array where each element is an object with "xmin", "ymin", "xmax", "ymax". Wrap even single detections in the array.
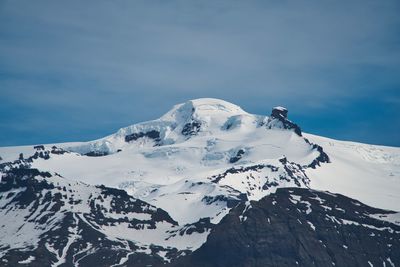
[{"xmin": 1, "ymin": 98, "xmax": 399, "ymax": 266}]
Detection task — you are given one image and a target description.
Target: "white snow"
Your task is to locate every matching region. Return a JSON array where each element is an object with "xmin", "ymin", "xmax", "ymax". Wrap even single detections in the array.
[
  {"xmin": 290, "ymin": 195, "xmax": 302, "ymax": 203},
  {"xmin": 369, "ymin": 212, "xmax": 400, "ymax": 226},
  {"xmin": 305, "ymin": 133, "xmax": 400, "ymax": 211},
  {"xmin": 18, "ymin": 256, "xmax": 36, "ymax": 264},
  {"xmin": 307, "ymin": 221, "xmax": 316, "ymax": 231},
  {"xmin": 387, "ymin": 257, "xmax": 395, "ymax": 267}
]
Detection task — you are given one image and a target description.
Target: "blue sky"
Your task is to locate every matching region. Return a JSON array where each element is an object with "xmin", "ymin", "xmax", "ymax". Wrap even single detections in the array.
[{"xmin": 0, "ymin": 0, "xmax": 399, "ymax": 147}]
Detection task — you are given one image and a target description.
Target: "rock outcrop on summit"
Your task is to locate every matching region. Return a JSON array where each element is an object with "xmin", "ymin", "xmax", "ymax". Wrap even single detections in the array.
[{"xmin": 264, "ymin": 106, "xmax": 302, "ymax": 136}]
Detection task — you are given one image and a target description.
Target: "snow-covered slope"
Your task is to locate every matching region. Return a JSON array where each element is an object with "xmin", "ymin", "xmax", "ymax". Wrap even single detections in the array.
[
  {"xmin": 0, "ymin": 98, "xmax": 399, "ymax": 266},
  {"xmin": 1, "ymin": 99, "xmax": 331, "ymax": 224},
  {"xmin": 0, "ymin": 158, "xmax": 210, "ymax": 266},
  {"xmin": 305, "ymin": 133, "xmax": 400, "ymax": 211}
]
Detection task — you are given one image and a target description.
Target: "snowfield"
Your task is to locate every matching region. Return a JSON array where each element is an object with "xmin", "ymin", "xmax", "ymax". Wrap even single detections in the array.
[{"xmin": 305, "ymin": 134, "xmax": 400, "ymax": 211}]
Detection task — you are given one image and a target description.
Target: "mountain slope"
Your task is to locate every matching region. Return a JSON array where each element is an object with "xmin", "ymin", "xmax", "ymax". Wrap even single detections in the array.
[
  {"xmin": 0, "ymin": 98, "xmax": 399, "ymax": 266},
  {"xmin": 1, "ymin": 99, "xmax": 332, "ymax": 226},
  {"xmin": 172, "ymin": 187, "xmax": 400, "ymax": 267},
  {"xmin": 0, "ymin": 158, "xmax": 206, "ymax": 266},
  {"xmin": 305, "ymin": 134, "xmax": 400, "ymax": 211}
]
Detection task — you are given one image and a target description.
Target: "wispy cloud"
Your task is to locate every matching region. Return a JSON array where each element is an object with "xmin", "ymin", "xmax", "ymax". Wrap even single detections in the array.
[{"xmin": 0, "ymin": 0, "xmax": 399, "ymax": 146}]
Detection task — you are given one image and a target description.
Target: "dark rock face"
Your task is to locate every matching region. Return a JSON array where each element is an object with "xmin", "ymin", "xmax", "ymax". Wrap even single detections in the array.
[
  {"xmin": 202, "ymin": 194, "xmax": 247, "ymax": 209},
  {"xmin": 265, "ymin": 107, "xmax": 302, "ymax": 136},
  {"xmin": 181, "ymin": 121, "xmax": 202, "ymax": 136},
  {"xmin": 31, "ymin": 148, "xmax": 51, "ymax": 160},
  {"xmin": 304, "ymin": 138, "xmax": 330, "ymax": 168},
  {"xmin": 209, "ymin": 161, "xmax": 309, "ymax": 196},
  {"xmin": 50, "ymin": 146, "xmax": 67, "ymax": 155},
  {"xmin": 172, "ymin": 188, "xmax": 400, "ymax": 267},
  {"xmin": 0, "ymin": 163, "xmax": 180, "ymax": 267},
  {"xmin": 271, "ymin": 106, "xmax": 288, "ymax": 119},
  {"xmin": 167, "ymin": 218, "xmax": 213, "ymax": 238},
  {"xmin": 125, "ymin": 130, "xmax": 161, "ymax": 143},
  {"xmin": 308, "ymin": 145, "xmax": 330, "ymax": 168},
  {"xmin": 210, "ymin": 164, "xmax": 277, "ymax": 184},
  {"xmin": 84, "ymin": 151, "xmax": 109, "ymax": 157},
  {"xmin": 0, "ymin": 147, "xmax": 68, "ymax": 172},
  {"xmin": 179, "ymin": 107, "xmax": 202, "ymax": 137},
  {"xmin": 33, "ymin": 145, "xmax": 45, "ymax": 150},
  {"xmin": 229, "ymin": 149, "xmax": 245, "ymax": 163}
]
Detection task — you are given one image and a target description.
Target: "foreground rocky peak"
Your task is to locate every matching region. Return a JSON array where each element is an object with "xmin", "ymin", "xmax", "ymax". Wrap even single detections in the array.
[{"xmin": 171, "ymin": 187, "xmax": 400, "ymax": 267}]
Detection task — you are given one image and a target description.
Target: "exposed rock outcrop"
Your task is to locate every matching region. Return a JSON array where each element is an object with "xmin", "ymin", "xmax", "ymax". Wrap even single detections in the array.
[{"xmin": 172, "ymin": 187, "xmax": 400, "ymax": 267}]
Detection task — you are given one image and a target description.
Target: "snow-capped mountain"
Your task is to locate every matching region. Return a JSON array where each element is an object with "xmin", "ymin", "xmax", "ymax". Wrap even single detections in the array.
[{"xmin": 0, "ymin": 98, "xmax": 399, "ymax": 266}]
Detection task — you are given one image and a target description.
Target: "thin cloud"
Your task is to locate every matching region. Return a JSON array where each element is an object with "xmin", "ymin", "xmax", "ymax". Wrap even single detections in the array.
[{"xmin": 0, "ymin": 0, "xmax": 399, "ymax": 146}]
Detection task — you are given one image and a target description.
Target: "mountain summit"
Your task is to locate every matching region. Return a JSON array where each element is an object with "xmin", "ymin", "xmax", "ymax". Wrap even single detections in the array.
[
  {"xmin": 161, "ymin": 98, "xmax": 247, "ymax": 122},
  {"xmin": 64, "ymin": 98, "xmax": 304, "ymax": 156}
]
